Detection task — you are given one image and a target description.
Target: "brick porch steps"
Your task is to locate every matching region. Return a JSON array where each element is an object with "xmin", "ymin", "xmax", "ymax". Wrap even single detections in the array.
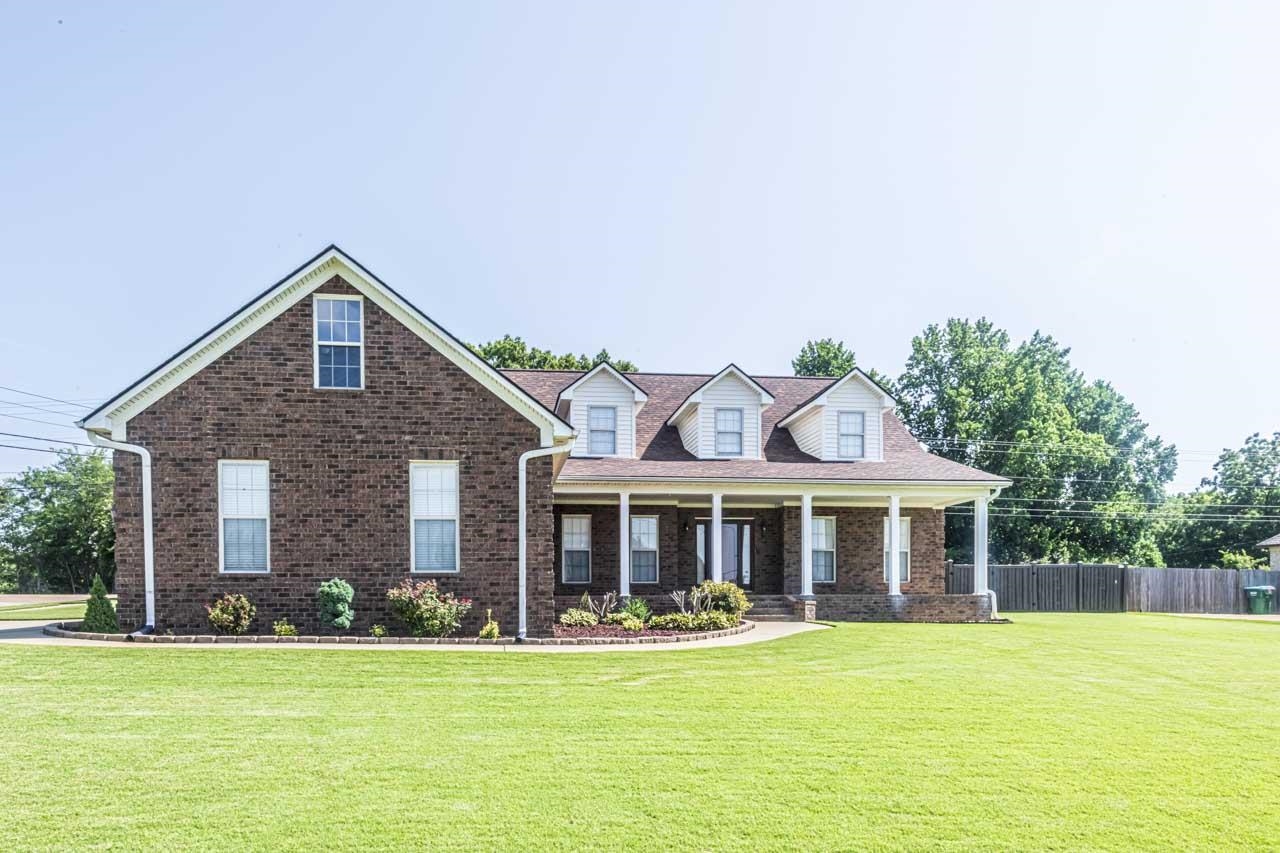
[{"xmin": 746, "ymin": 594, "xmax": 801, "ymax": 622}]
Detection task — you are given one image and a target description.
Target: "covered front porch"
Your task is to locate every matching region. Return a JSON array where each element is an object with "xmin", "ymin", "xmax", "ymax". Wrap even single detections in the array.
[{"xmin": 550, "ymin": 481, "xmax": 997, "ymax": 622}]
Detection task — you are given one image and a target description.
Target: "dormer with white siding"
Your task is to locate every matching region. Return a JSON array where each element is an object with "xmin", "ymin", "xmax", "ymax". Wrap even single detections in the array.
[
  {"xmin": 558, "ymin": 363, "xmax": 648, "ymax": 458},
  {"xmin": 777, "ymin": 368, "xmax": 894, "ymax": 462},
  {"xmin": 665, "ymin": 365, "xmax": 775, "ymax": 460}
]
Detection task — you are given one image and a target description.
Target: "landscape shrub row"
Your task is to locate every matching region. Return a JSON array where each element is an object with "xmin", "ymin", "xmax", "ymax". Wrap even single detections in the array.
[{"xmin": 557, "ymin": 581, "xmax": 752, "ymax": 635}]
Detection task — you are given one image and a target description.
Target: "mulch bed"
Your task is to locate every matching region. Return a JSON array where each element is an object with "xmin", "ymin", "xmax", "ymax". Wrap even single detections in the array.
[{"xmin": 553, "ymin": 623, "xmax": 741, "ymax": 639}]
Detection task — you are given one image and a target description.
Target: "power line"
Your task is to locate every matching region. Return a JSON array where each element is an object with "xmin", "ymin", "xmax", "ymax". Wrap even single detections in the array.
[
  {"xmin": 0, "ymin": 385, "xmax": 93, "ymax": 410},
  {"xmin": 918, "ymin": 435, "xmax": 1225, "ymax": 457},
  {"xmin": 0, "ymin": 443, "xmax": 79, "ymax": 455},
  {"xmin": 0, "ymin": 396, "xmax": 88, "ymax": 418},
  {"xmin": 0, "ymin": 412, "xmax": 80, "ymax": 430},
  {"xmin": 0, "ymin": 431, "xmax": 97, "ymax": 448},
  {"xmin": 947, "ymin": 507, "xmax": 1280, "ymax": 522},
  {"xmin": 996, "ymin": 495, "xmax": 1280, "ymax": 511}
]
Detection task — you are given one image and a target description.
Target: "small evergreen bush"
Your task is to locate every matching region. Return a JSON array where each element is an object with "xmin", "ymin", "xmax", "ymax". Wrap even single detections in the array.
[
  {"xmin": 649, "ymin": 612, "xmax": 694, "ymax": 631},
  {"xmin": 369, "ymin": 624, "xmax": 387, "ymax": 638},
  {"xmin": 691, "ymin": 610, "xmax": 738, "ymax": 631},
  {"xmin": 558, "ymin": 608, "xmax": 598, "ymax": 627},
  {"xmin": 619, "ymin": 597, "xmax": 652, "ymax": 622},
  {"xmin": 694, "ymin": 581, "xmax": 752, "ymax": 616},
  {"xmin": 478, "ymin": 609, "xmax": 500, "ymax": 639},
  {"xmin": 207, "ymin": 593, "xmax": 255, "ymax": 635},
  {"xmin": 618, "ymin": 614, "xmax": 645, "ymax": 632},
  {"xmin": 81, "ymin": 574, "xmax": 118, "ymax": 633},
  {"xmin": 317, "ymin": 578, "xmax": 355, "ymax": 631},
  {"xmin": 272, "ymin": 619, "xmax": 298, "ymax": 637}
]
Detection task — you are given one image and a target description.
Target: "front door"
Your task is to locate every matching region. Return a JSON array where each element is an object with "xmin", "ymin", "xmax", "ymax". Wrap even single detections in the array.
[{"xmin": 696, "ymin": 520, "xmax": 752, "ymax": 588}]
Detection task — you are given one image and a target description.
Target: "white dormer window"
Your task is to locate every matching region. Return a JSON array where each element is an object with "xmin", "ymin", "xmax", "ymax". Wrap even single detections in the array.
[
  {"xmin": 314, "ymin": 295, "xmax": 364, "ymax": 389},
  {"xmin": 588, "ymin": 406, "xmax": 617, "ymax": 455},
  {"xmin": 715, "ymin": 408, "xmax": 743, "ymax": 456},
  {"xmin": 838, "ymin": 411, "xmax": 866, "ymax": 459}
]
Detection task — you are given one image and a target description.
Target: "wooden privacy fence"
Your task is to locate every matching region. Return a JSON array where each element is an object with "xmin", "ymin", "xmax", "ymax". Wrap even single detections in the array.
[{"xmin": 947, "ymin": 563, "xmax": 1280, "ymax": 614}]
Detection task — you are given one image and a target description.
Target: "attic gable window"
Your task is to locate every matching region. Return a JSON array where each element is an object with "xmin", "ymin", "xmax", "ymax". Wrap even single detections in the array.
[
  {"xmin": 715, "ymin": 408, "xmax": 743, "ymax": 456},
  {"xmin": 838, "ymin": 411, "xmax": 865, "ymax": 459},
  {"xmin": 588, "ymin": 406, "xmax": 617, "ymax": 455},
  {"xmin": 314, "ymin": 295, "xmax": 363, "ymax": 389}
]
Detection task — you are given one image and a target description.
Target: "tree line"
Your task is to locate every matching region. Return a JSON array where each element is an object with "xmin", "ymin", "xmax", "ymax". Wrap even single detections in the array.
[{"xmin": 2, "ymin": 322, "xmax": 1273, "ymax": 592}]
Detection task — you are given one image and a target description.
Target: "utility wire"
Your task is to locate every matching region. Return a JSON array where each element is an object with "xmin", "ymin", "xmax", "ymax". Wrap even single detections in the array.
[
  {"xmin": 0, "ymin": 431, "xmax": 97, "ymax": 449},
  {"xmin": 0, "ymin": 385, "xmax": 93, "ymax": 409},
  {"xmin": 0, "ymin": 412, "xmax": 81, "ymax": 430},
  {"xmin": 0, "ymin": 443, "xmax": 79, "ymax": 455}
]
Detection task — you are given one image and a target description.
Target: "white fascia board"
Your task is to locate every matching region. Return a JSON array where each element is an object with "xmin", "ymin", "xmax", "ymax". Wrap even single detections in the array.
[
  {"xmin": 80, "ymin": 246, "xmax": 574, "ymax": 446},
  {"xmin": 777, "ymin": 368, "xmax": 895, "ymax": 429},
  {"xmin": 556, "ymin": 361, "xmax": 648, "ymax": 404},
  {"xmin": 665, "ymin": 364, "xmax": 775, "ymax": 426},
  {"xmin": 552, "ymin": 478, "xmax": 1005, "ymax": 503}
]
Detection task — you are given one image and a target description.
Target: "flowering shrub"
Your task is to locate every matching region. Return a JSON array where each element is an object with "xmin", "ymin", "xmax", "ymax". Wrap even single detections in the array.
[
  {"xmin": 386, "ymin": 579, "xmax": 472, "ymax": 638},
  {"xmin": 317, "ymin": 578, "xmax": 355, "ymax": 631},
  {"xmin": 206, "ymin": 593, "xmax": 255, "ymax": 635},
  {"xmin": 272, "ymin": 618, "xmax": 298, "ymax": 637},
  {"xmin": 559, "ymin": 608, "xmax": 598, "ymax": 627},
  {"xmin": 478, "ymin": 609, "xmax": 500, "ymax": 639}
]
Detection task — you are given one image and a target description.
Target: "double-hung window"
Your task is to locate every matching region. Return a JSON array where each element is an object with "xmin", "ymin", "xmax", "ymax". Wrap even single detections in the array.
[
  {"xmin": 837, "ymin": 411, "xmax": 865, "ymax": 459},
  {"xmin": 218, "ymin": 460, "xmax": 270, "ymax": 573},
  {"xmin": 588, "ymin": 406, "xmax": 617, "ymax": 455},
  {"xmin": 883, "ymin": 517, "xmax": 911, "ymax": 583},
  {"xmin": 410, "ymin": 462, "xmax": 459, "ymax": 572},
  {"xmin": 715, "ymin": 408, "xmax": 743, "ymax": 456},
  {"xmin": 812, "ymin": 516, "xmax": 836, "ymax": 583},
  {"xmin": 630, "ymin": 516, "xmax": 659, "ymax": 583},
  {"xmin": 562, "ymin": 516, "xmax": 591, "ymax": 583},
  {"xmin": 315, "ymin": 296, "xmax": 363, "ymax": 389}
]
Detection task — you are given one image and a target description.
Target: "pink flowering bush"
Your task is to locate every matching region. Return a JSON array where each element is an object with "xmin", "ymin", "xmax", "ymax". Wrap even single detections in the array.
[{"xmin": 386, "ymin": 579, "xmax": 472, "ymax": 637}]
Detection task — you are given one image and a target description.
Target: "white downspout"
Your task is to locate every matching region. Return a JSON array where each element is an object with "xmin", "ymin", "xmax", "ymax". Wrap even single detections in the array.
[
  {"xmin": 518, "ymin": 441, "xmax": 574, "ymax": 640},
  {"xmin": 88, "ymin": 433, "xmax": 155, "ymax": 628}
]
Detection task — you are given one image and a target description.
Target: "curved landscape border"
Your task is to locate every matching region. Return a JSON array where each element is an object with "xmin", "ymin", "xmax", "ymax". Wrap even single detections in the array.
[{"xmin": 42, "ymin": 620, "xmax": 755, "ymax": 646}]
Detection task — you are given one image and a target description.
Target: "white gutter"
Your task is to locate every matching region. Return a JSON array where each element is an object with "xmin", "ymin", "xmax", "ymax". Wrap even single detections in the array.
[
  {"xmin": 88, "ymin": 433, "xmax": 155, "ymax": 628},
  {"xmin": 517, "ymin": 441, "xmax": 574, "ymax": 640}
]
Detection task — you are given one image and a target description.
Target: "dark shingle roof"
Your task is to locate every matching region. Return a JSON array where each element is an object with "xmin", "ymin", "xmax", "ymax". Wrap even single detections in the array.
[
  {"xmin": 1258, "ymin": 533, "xmax": 1280, "ymax": 548},
  {"xmin": 502, "ymin": 369, "xmax": 1007, "ymax": 484}
]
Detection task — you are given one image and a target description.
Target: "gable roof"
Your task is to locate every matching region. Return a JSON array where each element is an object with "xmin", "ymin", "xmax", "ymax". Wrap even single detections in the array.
[
  {"xmin": 79, "ymin": 245, "xmax": 574, "ymax": 445},
  {"xmin": 1258, "ymin": 533, "xmax": 1280, "ymax": 548},
  {"xmin": 503, "ymin": 369, "xmax": 1008, "ymax": 485},
  {"xmin": 556, "ymin": 361, "xmax": 648, "ymax": 405},
  {"xmin": 776, "ymin": 368, "xmax": 895, "ymax": 428},
  {"xmin": 665, "ymin": 364, "xmax": 776, "ymax": 426}
]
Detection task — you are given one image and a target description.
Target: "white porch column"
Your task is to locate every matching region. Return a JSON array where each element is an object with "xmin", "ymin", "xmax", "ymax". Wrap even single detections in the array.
[
  {"xmin": 710, "ymin": 493, "xmax": 724, "ymax": 582},
  {"xmin": 888, "ymin": 494, "xmax": 902, "ymax": 596},
  {"xmin": 800, "ymin": 493, "xmax": 814, "ymax": 597},
  {"xmin": 618, "ymin": 492, "xmax": 631, "ymax": 598},
  {"xmin": 974, "ymin": 495, "xmax": 989, "ymax": 594}
]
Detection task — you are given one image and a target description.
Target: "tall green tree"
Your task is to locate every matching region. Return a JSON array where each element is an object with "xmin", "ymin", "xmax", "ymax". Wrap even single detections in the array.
[
  {"xmin": 793, "ymin": 338, "xmax": 857, "ymax": 377},
  {"xmin": 1158, "ymin": 432, "xmax": 1280, "ymax": 567},
  {"xmin": 470, "ymin": 335, "xmax": 637, "ymax": 372},
  {"xmin": 0, "ymin": 451, "xmax": 115, "ymax": 593},
  {"xmin": 893, "ymin": 318, "xmax": 1176, "ymax": 563}
]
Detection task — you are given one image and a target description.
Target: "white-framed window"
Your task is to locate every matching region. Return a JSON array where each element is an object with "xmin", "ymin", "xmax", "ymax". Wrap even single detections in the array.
[
  {"xmin": 588, "ymin": 406, "xmax": 617, "ymax": 455},
  {"xmin": 410, "ymin": 462, "xmax": 459, "ymax": 573},
  {"xmin": 562, "ymin": 515, "xmax": 591, "ymax": 583},
  {"xmin": 812, "ymin": 516, "xmax": 836, "ymax": 583},
  {"xmin": 883, "ymin": 516, "xmax": 911, "ymax": 583},
  {"xmin": 715, "ymin": 407, "xmax": 743, "ymax": 456},
  {"xmin": 630, "ymin": 516, "xmax": 659, "ymax": 583},
  {"xmin": 837, "ymin": 411, "xmax": 865, "ymax": 459},
  {"xmin": 218, "ymin": 460, "xmax": 270, "ymax": 573},
  {"xmin": 314, "ymin": 295, "xmax": 364, "ymax": 389}
]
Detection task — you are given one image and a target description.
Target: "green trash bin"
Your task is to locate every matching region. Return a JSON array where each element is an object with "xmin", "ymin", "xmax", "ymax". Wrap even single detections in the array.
[{"xmin": 1244, "ymin": 585, "xmax": 1275, "ymax": 615}]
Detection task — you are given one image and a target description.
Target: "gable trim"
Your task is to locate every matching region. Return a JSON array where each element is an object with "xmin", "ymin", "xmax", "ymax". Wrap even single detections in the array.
[
  {"xmin": 665, "ymin": 363, "xmax": 775, "ymax": 427},
  {"xmin": 776, "ymin": 368, "xmax": 895, "ymax": 429},
  {"xmin": 79, "ymin": 245, "xmax": 574, "ymax": 445},
  {"xmin": 556, "ymin": 362, "xmax": 648, "ymax": 406}
]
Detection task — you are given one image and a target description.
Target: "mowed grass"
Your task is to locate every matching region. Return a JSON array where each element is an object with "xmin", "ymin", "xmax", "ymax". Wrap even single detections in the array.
[
  {"xmin": 0, "ymin": 603, "xmax": 103, "ymax": 621},
  {"xmin": 0, "ymin": 615, "xmax": 1276, "ymax": 851}
]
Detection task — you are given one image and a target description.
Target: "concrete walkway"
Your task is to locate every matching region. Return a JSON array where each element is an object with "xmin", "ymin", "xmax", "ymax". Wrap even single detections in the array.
[{"xmin": 0, "ymin": 619, "xmax": 828, "ymax": 653}]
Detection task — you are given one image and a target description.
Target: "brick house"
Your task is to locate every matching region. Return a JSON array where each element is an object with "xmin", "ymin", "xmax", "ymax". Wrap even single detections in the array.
[{"xmin": 81, "ymin": 246, "xmax": 1007, "ymax": 637}]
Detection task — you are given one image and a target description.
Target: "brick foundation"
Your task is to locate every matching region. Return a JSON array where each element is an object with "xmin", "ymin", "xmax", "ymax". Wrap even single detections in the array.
[{"xmin": 814, "ymin": 594, "xmax": 994, "ymax": 622}]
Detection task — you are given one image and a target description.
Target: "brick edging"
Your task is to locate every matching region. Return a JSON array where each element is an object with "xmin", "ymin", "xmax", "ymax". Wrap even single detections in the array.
[{"xmin": 42, "ymin": 620, "xmax": 755, "ymax": 646}]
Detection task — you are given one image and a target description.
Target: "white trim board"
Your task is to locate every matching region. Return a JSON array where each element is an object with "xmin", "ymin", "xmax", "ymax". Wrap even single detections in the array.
[{"xmin": 79, "ymin": 245, "xmax": 574, "ymax": 446}]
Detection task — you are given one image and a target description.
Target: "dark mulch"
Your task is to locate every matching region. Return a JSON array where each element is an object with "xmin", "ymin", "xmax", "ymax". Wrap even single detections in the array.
[{"xmin": 552, "ymin": 623, "xmax": 739, "ymax": 639}]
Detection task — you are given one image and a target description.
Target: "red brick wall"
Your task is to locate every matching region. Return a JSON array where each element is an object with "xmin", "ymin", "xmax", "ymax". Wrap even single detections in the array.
[
  {"xmin": 112, "ymin": 276, "xmax": 557, "ymax": 636},
  {"xmin": 782, "ymin": 506, "xmax": 945, "ymax": 595}
]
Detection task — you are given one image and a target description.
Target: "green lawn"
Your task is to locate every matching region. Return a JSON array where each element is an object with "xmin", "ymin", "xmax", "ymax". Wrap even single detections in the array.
[
  {"xmin": 0, "ymin": 598, "xmax": 115, "ymax": 621},
  {"xmin": 0, "ymin": 614, "xmax": 1276, "ymax": 851}
]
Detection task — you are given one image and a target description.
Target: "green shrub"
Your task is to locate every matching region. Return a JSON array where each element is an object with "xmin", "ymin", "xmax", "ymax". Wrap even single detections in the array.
[
  {"xmin": 81, "ymin": 573, "xmax": 118, "ymax": 633},
  {"xmin": 272, "ymin": 618, "xmax": 298, "ymax": 637},
  {"xmin": 618, "ymin": 614, "xmax": 645, "ymax": 632},
  {"xmin": 602, "ymin": 611, "xmax": 630, "ymax": 626},
  {"xmin": 386, "ymin": 579, "xmax": 472, "ymax": 637},
  {"xmin": 369, "ymin": 624, "xmax": 387, "ymax": 638},
  {"xmin": 479, "ymin": 609, "xmax": 500, "ymax": 639},
  {"xmin": 619, "ymin": 597, "xmax": 652, "ymax": 622},
  {"xmin": 206, "ymin": 593, "xmax": 255, "ymax": 635},
  {"xmin": 559, "ymin": 608, "xmax": 598, "ymax": 627},
  {"xmin": 692, "ymin": 610, "xmax": 739, "ymax": 631},
  {"xmin": 317, "ymin": 578, "xmax": 355, "ymax": 631},
  {"xmin": 694, "ymin": 581, "xmax": 752, "ymax": 616},
  {"xmin": 649, "ymin": 612, "xmax": 694, "ymax": 631}
]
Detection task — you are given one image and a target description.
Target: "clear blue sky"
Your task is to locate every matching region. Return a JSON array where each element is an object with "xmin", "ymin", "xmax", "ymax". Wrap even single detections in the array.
[{"xmin": 2, "ymin": 1, "xmax": 1277, "ymax": 489}]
